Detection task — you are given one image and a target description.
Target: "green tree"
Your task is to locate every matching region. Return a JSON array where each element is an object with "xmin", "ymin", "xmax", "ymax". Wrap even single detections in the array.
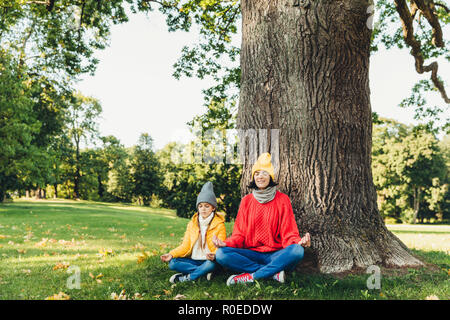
[
  {"xmin": 65, "ymin": 92, "xmax": 102, "ymax": 198},
  {"xmin": 130, "ymin": 133, "xmax": 162, "ymax": 205},
  {"xmin": 372, "ymin": 119, "xmax": 447, "ymax": 223},
  {"xmin": 0, "ymin": 51, "xmax": 40, "ymax": 201}
]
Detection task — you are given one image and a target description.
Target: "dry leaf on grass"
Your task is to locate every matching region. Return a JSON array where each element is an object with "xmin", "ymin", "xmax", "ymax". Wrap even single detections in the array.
[
  {"xmin": 137, "ymin": 251, "xmax": 152, "ymax": 264},
  {"xmin": 45, "ymin": 292, "xmax": 70, "ymax": 300},
  {"xmin": 111, "ymin": 289, "xmax": 127, "ymax": 300},
  {"xmin": 97, "ymin": 248, "xmax": 114, "ymax": 257},
  {"xmin": 53, "ymin": 262, "xmax": 70, "ymax": 271}
]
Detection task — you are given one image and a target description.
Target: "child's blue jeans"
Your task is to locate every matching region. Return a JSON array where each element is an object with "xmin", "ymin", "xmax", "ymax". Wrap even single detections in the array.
[
  {"xmin": 215, "ymin": 244, "xmax": 304, "ymax": 280},
  {"xmin": 168, "ymin": 258, "xmax": 217, "ymax": 280}
]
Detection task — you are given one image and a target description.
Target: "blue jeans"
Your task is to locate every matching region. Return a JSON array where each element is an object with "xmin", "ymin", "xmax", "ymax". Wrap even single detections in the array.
[
  {"xmin": 215, "ymin": 244, "xmax": 304, "ymax": 280},
  {"xmin": 168, "ymin": 258, "xmax": 217, "ymax": 280}
]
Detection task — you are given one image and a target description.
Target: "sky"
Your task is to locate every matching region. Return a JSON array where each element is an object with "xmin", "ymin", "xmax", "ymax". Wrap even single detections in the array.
[{"xmin": 75, "ymin": 10, "xmax": 449, "ymax": 151}]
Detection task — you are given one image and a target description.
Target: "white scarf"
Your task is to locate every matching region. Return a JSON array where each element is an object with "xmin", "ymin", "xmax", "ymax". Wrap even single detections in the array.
[
  {"xmin": 191, "ymin": 212, "xmax": 214, "ymax": 260},
  {"xmin": 199, "ymin": 212, "xmax": 214, "ymax": 243}
]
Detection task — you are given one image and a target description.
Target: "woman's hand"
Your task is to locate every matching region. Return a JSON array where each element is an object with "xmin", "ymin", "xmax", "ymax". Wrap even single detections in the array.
[
  {"xmin": 160, "ymin": 253, "xmax": 173, "ymax": 262},
  {"xmin": 298, "ymin": 232, "xmax": 311, "ymax": 247},
  {"xmin": 206, "ymin": 253, "xmax": 215, "ymax": 261},
  {"xmin": 212, "ymin": 235, "xmax": 226, "ymax": 248}
]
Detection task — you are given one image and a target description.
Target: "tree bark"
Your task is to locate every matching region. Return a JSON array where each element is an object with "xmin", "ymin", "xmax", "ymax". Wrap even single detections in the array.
[
  {"xmin": 412, "ymin": 186, "xmax": 421, "ymax": 224},
  {"xmin": 238, "ymin": 0, "xmax": 423, "ymax": 273},
  {"xmin": 98, "ymin": 175, "xmax": 104, "ymax": 199},
  {"xmin": 74, "ymin": 140, "xmax": 81, "ymax": 199},
  {"xmin": 35, "ymin": 188, "xmax": 42, "ymax": 200}
]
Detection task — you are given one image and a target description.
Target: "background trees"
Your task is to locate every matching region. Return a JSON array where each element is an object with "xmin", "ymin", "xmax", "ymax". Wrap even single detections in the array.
[
  {"xmin": 0, "ymin": 0, "xmax": 448, "ymax": 234},
  {"xmin": 372, "ymin": 118, "xmax": 448, "ymax": 224}
]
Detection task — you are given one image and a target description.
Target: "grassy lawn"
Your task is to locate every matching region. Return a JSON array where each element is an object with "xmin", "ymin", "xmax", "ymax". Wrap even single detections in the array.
[{"xmin": 0, "ymin": 199, "xmax": 449, "ymax": 300}]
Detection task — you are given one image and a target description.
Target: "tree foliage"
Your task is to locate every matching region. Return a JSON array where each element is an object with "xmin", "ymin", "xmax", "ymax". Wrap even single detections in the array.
[{"xmin": 372, "ymin": 118, "xmax": 448, "ymax": 223}]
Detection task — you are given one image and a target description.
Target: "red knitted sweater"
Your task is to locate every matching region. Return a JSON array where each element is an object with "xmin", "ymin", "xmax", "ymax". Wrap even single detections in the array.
[{"xmin": 225, "ymin": 191, "xmax": 302, "ymax": 252}]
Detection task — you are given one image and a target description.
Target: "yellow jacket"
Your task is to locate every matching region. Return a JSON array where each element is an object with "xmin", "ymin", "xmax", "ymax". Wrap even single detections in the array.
[{"xmin": 169, "ymin": 212, "xmax": 226, "ymax": 258}]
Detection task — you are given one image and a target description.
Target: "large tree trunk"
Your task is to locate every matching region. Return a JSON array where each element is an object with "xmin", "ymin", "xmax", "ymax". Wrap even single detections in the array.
[{"xmin": 238, "ymin": 0, "xmax": 423, "ymax": 273}]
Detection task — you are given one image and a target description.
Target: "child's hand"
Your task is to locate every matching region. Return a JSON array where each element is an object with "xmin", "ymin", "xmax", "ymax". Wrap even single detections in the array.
[
  {"xmin": 212, "ymin": 235, "xmax": 226, "ymax": 248},
  {"xmin": 160, "ymin": 253, "xmax": 173, "ymax": 262},
  {"xmin": 206, "ymin": 253, "xmax": 215, "ymax": 261}
]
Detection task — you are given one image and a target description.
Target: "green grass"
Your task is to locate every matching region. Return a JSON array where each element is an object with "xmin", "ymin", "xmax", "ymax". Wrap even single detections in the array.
[{"xmin": 0, "ymin": 199, "xmax": 449, "ymax": 300}]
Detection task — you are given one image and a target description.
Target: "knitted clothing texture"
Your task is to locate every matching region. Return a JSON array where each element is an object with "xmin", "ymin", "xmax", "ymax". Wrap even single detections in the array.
[{"xmin": 225, "ymin": 191, "xmax": 301, "ymax": 252}]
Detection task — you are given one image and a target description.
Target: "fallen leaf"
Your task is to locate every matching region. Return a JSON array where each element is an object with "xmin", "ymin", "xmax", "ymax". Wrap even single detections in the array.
[
  {"xmin": 98, "ymin": 248, "xmax": 114, "ymax": 257},
  {"xmin": 173, "ymin": 294, "xmax": 186, "ymax": 300},
  {"xmin": 137, "ymin": 251, "xmax": 150, "ymax": 264},
  {"xmin": 111, "ymin": 289, "xmax": 127, "ymax": 300},
  {"xmin": 53, "ymin": 262, "xmax": 70, "ymax": 271},
  {"xmin": 45, "ymin": 292, "xmax": 70, "ymax": 300}
]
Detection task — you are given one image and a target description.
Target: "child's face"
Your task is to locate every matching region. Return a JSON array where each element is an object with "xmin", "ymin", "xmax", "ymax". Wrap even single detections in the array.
[{"xmin": 198, "ymin": 202, "xmax": 214, "ymax": 218}]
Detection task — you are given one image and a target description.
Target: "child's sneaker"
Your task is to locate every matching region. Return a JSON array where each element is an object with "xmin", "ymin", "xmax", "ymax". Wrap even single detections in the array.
[
  {"xmin": 169, "ymin": 273, "xmax": 191, "ymax": 283},
  {"xmin": 273, "ymin": 270, "xmax": 285, "ymax": 283},
  {"xmin": 226, "ymin": 273, "xmax": 254, "ymax": 286},
  {"xmin": 206, "ymin": 272, "xmax": 213, "ymax": 281}
]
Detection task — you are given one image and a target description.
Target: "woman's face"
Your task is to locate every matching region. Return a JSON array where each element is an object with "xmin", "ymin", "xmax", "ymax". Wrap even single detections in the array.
[
  {"xmin": 198, "ymin": 202, "xmax": 214, "ymax": 218},
  {"xmin": 254, "ymin": 170, "xmax": 271, "ymax": 190}
]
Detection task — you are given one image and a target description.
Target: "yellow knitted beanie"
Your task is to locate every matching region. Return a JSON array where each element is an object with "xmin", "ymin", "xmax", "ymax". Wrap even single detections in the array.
[{"xmin": 251, "ymin": 153, "xmax": 275, "ymax": 180}]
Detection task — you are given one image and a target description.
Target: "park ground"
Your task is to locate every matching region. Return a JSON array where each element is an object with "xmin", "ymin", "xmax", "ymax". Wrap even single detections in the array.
[{"xmin": 0, "ymin": 199, "xmax": 449, "ymax": 300}]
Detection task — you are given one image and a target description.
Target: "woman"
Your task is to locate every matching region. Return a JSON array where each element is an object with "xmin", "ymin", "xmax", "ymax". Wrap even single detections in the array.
[{"xmin": 213, "ymin": 153, "xmax": 311, "ymax": 285}]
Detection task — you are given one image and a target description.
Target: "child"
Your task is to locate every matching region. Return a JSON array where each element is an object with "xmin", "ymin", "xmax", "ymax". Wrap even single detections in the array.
[{"xmin": 160, "ymin": 181, "xmax": 226, "ymax": 283}]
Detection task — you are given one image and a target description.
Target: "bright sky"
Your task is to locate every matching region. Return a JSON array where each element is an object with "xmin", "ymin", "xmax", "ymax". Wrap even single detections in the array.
[{"xmin": 75, "ymin": 10, "xmax": 449, "ymax": 150}]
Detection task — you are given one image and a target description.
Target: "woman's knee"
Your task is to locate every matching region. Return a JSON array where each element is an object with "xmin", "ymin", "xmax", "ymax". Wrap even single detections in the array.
[
  {"xmin": 290, "ymin": 244, "xmax": 304, "ymax": 261},
  {"xmin": 215, "ymin": 247, "xmax": 231, "ymax": 264},
  {"xmin": 215, "ymin": 248, "xmax": 225, "ymax": 263}
]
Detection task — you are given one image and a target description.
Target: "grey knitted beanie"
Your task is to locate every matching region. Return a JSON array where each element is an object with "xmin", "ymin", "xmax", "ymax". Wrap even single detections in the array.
[{"xmin": 196, "ymin": 181, "xmax": 217, "ymax": 209}]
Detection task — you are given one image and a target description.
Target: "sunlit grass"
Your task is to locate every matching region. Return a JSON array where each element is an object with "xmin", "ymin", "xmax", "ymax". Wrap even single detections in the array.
[
  {"xmin": 386, "ymin": 224, "xmax": 450, "ymax": 254},
  {"xmin": 0, "ymin": 199, "xmax": 449, "ymax": 300}
]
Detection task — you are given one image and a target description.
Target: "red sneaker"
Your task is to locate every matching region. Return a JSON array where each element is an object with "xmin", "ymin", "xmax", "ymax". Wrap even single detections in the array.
[
  {"xmin": 226, "ymin": 273, "xmax": 254, "ymax": 286},
  {"xmin": 273, "ymin": 270, "xmax": 285, "ymax": 283}
]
